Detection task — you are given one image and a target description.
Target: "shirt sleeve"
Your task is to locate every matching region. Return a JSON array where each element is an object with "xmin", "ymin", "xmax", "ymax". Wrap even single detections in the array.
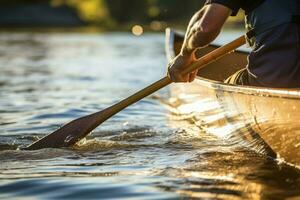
[{"xmin": 205, "ymin": 0, "xmax": 241, "ymax": 16}]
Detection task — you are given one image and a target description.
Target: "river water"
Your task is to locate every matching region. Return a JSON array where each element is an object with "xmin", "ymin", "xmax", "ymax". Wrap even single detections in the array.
[{"xmin": 0, "ymin": 31, "xmax": 300, "ymax": 200}]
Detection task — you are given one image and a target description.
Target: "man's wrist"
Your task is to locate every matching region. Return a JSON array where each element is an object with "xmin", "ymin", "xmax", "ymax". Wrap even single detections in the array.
[{"xmin": 180, "ymin": 48, "xmax": 196, "ymax": 62}]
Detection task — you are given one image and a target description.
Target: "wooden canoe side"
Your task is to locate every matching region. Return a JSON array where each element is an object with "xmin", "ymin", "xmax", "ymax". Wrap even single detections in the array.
[{"xmin": 165, "ymin": 29, "xmax": 300, "ymax": 168}]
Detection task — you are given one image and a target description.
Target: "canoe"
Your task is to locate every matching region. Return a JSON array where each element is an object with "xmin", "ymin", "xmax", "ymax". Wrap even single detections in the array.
[{"xmin": 165, "ymin": 29, "xmax": 300, "ymax": 168}]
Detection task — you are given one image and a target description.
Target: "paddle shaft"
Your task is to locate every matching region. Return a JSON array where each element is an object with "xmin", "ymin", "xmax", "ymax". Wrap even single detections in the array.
[
  {"xmin": 112, "ymin": 35, "xmax": 246, "ymax": 114},
  {"xmin": 86, "ymin": 35, "xmax": 247, "ymax": 131},
  {"xmin": 25, "ymin": 35, "xmax": 246, "ymax": 150}
]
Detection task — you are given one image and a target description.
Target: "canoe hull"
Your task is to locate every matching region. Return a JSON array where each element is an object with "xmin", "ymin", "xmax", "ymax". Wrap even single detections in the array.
[{"xmin": 166, "ymin": 29, "xmax": 300, "ymax": 167}]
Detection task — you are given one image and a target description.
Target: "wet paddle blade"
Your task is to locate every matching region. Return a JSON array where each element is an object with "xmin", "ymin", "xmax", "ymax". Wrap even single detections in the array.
[{"xmin": 24, "ymin": 112, "xmax": 104, "ymax": 150}]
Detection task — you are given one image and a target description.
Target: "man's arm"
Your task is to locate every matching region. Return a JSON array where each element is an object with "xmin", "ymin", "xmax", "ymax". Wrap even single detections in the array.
[{"xmin": 168, "ymin": 3, "xmax": 232, "ymax": 82}]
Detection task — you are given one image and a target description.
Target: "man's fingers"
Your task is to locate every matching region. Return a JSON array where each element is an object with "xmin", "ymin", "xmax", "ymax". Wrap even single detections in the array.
[
  {"xmin": 174, "ymin": 73, "xmax": 189, "ymax": 82},
  {"xmin": 189, "ymin": 70, "xmax": 198, "ymax": 82},
  {"xmin": 168, "ymin": 70, "xmax": 176, "ymax": 82},
  {"xmin": 169, "ymin": 67, "xmax": 197, "ymax": 83},
  {"xmin": 169, "ymin": 70, "xmax": 189, "ymax": 82},
  {"xmin": 167, "ymin": 54, "xmax": 196, "ymax": 83},
  {"xmin": 172, "ymin": 75, "xmax": 192, "ymax": 83}
]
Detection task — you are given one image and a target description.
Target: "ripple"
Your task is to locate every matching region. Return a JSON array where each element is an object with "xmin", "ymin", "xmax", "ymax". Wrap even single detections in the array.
[
  {"xmin": 0, "ymin": 177, "xmax": 179, "ymax": 199},
  {"xmin": 29, "ymin": 108, "xmax": 88, "ymax": 120}
]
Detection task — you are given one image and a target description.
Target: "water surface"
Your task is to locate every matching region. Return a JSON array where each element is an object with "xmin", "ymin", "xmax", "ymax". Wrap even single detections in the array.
[{"xmin": 0, "ymin": 31, "xmax": 300, "ymax": 200}]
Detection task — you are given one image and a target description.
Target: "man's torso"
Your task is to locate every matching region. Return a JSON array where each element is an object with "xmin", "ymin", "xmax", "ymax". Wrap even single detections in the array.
[{"xmin": 206, "ymin": 0, "xmax": 300, "ymax": 88}]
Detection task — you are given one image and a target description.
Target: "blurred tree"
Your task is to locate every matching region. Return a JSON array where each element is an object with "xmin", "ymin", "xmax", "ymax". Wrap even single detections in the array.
[
  {"xmin": 51, "ymin": 0, "xmax": 110, "ymax": 24},
  {"xmin": 147, "ymin": 0, "xmax": 205, "ymax": 21},
  {"xmin": 1, "ymin": 0, "xmax": 49, "ymax": 5},
  {"xmin": 104, "ymin": 0, "xmax": 148, "ymax": 23},
  {"xmin": 0, "ymin": 0, "xmax": 243, "ymax": 28}
]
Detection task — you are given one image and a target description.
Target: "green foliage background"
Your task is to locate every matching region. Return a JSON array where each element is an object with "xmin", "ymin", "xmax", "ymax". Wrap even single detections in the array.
[{"xmin": 1, "ymin": 0, "xmax": 243, "ymax": 29}]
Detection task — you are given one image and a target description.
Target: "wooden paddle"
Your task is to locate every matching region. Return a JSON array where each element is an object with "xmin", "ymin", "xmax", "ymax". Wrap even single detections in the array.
[{"xmin": 24, "ymin": 34, "xmax": 246, "ymax": 150}]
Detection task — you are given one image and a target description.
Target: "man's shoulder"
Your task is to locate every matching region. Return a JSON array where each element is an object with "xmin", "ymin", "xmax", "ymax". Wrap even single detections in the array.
[
  {"xmin": 205, "ymin": 0, "xmax": 242, "ymax": 16},
  {"xmin": 205, "ymin": 0, "xmax": 265, "ymax": 16}
]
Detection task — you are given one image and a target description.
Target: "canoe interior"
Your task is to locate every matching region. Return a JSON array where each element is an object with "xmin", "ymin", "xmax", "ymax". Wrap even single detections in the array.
[{"xmin": 172, "ymin": 32, "xmax": 248, "ymax": 82}]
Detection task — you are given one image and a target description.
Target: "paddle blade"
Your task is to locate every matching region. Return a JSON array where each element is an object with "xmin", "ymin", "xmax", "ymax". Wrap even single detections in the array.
[
  {"xmin": 23, "ymin": 77, "xmax": 171, "ymax": 150},
  {"xmin": 24, "ymin": 113, "xmax": 100, "ymax": 150}
]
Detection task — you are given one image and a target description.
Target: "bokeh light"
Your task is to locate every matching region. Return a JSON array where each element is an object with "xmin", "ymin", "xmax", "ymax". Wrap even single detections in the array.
[{"xmin": 131, "ymin": 25, "xmax": 144, "ymax": 36}]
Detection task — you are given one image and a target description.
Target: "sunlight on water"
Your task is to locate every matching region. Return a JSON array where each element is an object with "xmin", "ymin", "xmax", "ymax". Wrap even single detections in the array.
[{"xmin": 0, "ymin": 31, "xmax": 300, "ymax": 200}]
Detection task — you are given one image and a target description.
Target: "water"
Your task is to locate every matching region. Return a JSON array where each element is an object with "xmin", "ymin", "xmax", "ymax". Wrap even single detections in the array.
[{"xmin": 0, "ymin": 31, "xmax": 300, "ymax": 200}]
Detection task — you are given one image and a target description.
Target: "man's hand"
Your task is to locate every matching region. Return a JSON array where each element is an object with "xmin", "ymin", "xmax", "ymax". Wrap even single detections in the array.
[
  {"xmin": 168, "ymin": 54, "xmax": 198, "ymax": 83},
  {"xmin": 167, "ymin": 3, "xmax": 231, "ymax": 83}
]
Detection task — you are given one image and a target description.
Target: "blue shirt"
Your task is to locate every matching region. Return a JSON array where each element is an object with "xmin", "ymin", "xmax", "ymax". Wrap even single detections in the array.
[
  {"xmin": 205, "ymin": 0, "xmax": 265, "ymax": 16},
  {"xmin": 205, "ymin": 0, "xmax": 300, "ymax": 88}
]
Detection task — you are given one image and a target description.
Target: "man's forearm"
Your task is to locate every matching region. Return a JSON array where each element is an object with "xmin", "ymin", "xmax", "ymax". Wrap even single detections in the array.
[
  {"xmin": 180, "ymin": 4, "xmax": 230, "ymax": 57},
  {"xmin": 180, "ymin": 8, "xmax": 205, "ymax": 57}
]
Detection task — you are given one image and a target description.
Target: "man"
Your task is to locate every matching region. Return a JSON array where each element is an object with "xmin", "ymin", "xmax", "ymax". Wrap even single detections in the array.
[{"xmin": 168, "ymin": 0, "xmax": 300, "ymax": 88}]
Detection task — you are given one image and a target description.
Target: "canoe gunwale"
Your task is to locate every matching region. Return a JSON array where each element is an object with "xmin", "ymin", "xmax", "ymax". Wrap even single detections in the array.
[
  {"xmin": 195, "ymin": 78, "xmax": 300, "ymax": 100},
  {"xmin": 165, "ymin": 28, "xmax": 300, "ymax": 99}
]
